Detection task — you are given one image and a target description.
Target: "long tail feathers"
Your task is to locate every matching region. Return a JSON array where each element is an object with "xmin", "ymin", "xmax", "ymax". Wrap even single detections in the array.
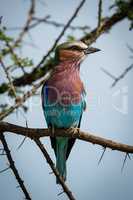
[{"xmin": 56, "ymin": 137, "xmax": 68, "ymax": 184}]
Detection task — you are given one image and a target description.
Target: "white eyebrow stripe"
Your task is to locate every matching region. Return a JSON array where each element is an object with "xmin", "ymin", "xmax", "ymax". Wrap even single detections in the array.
[
  {"xmin": 58, "ymin": 41, "xmax": 88, "ymax": 50},
  {"xmin": 67, "ymin": 41, "xmax": 88, "ymax": 49}
]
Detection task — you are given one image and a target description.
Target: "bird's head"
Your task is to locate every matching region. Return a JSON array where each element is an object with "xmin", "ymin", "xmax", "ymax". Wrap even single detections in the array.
[{"xmin": 55, "ymin": 41, "xmax": 100, "ymax": 63}]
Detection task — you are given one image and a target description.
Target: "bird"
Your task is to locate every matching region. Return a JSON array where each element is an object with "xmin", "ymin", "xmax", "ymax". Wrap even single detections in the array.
[{"xmin": 41, "ymin": 41, "xmax": 100, "ymax": 183}]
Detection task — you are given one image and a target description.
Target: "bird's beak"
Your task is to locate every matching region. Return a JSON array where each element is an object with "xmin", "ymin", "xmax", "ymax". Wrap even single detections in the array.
[{"xmin": 84, "ymin": 47, "xmax": 101, "ymax": 55}]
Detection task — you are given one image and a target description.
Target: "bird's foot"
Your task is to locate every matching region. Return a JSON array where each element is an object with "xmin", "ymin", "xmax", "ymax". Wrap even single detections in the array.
[{"xmin": 68, "ymin": 127, "xmax": 79, "ymax": 138}]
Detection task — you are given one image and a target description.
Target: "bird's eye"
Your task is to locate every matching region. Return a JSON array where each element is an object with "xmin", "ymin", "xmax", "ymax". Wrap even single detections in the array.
[{"xmin": 67, "ymin": 46, "xmax": 82, "ymax": 51}]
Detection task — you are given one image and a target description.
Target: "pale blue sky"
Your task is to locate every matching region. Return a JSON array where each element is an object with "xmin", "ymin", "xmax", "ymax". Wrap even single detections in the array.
[{"xmin": 0, "ymin": 0, "xmax": 133, "ymax": 200}]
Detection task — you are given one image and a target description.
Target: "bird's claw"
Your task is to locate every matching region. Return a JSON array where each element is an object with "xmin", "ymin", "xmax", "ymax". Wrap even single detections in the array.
[{"xmin": 68, "ymin": 127, "xmax": 79, "ymax": 138}]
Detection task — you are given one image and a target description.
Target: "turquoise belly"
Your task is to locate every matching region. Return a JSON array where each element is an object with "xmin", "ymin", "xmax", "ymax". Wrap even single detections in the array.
[{"xmin": 43, "ymin": 102, "xmax": 83, "ymax": 128}]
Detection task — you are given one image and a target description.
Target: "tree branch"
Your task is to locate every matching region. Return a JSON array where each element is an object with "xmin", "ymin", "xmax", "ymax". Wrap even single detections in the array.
[
  {"xmin": 0, "ymin": 59, "xmax": 17, "ymax": 97},
  {"xmin": 0, "ymin": 132, "xmax": 31, "ymax": 200},
  {"xmin": 101, "ymin": 64, "xmax": 133, "ymax": 87},
  {"xmin": 97, "ymin": 0, "xmax": 103, "ymax": 28},
  {"xmin": 8, "ymin": 16, "xmax": 90, "ymax": 32},
  {"xmin": 14, "ymin": 0, "xmax": 35, "ymax": 46},
  {"xmin": 0, "ymin": 121, "xmax": 133, "ymax": 154},
  {"xmin": 34, "ymin": 138, "xmax": 76, "ymax": 200},
  {"xmin": 111, "ymin": 64, "xmax": 133, "ymax": 87},
  {"xmin": 0, "ymin": 75, "xmax": 50, "ymax": 120}
]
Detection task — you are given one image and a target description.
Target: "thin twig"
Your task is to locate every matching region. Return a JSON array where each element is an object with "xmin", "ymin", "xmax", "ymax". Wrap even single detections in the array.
[
  {"xmin": 14, "ymin": 0, "xmax": 35, "ymax": 46},
  {"xmin": 0, "ymin": 59, "xmax": 17, "ymax": 97},
  {"xmin": 8, "ymin": 16, "xmax": 90, "ymax": 32},
  {"xmin": 0, "ymin": 132, "xmax": 31, "ymax": 200},
  {"xmin": 101, "ymin": 67, "xmax": 117, "ymax": 80},
  {"xmin": 32, "ymin": 17, "xmax": 90, "ymax": 31},
  {"xmin": 6, "ymin": 41, "xmax": 27, "ymax": 74},
  {"xmin": 6, "ymin": 0, "xmax": 86, "ymax": 73},
  {"xmin": 97, "ymin": 0, "xmax": 103, "ymax": 28},
  {"xmin": 127, "ymin": 44, "xmax": 133, "ymax": 54},
  {"xmin": 0, "ymin": 166, "xmax": 10, "ymax": 173},
  {"xmin": 0, "ymin": 71, "xmax": 52, "ymax": 120},
  {"xmin": 101, "ymin": 64, "xmax": 133, "ymax": 87},
  {"xmin": 111, "ymin": 64, "xmax": 133, "ymax": 87},
  {"xmin": 34, "ymin": 138, "xmax": 76, "ymax": 200}
]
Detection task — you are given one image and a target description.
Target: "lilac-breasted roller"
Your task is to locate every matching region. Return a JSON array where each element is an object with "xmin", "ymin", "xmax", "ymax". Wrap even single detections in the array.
[{"xmin": 41, "ymin": 41, "xmax": 100, "ymax": 183}]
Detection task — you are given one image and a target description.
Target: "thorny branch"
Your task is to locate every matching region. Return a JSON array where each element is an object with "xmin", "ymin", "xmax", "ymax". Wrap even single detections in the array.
[
  {"xmin": 0, "ymin": 132, "xmax": 31, "ymax": 200},
  {"xmin": 101, "ymin": 64, "xmax": 133, "ymax": 87},
  {"xmin": 0, "ymin": 59, "xmax": 17, "ymax": 97},
  {"xmin": 14, "ymin": 0, "xmax": 35, "ymax": 46},
  {"xmin": 35, "ymin": 138, "xmax": 76, "ymax": 200},
  {"xmin": 8, "ymin": 16, "xmax": 90, "ymax": 32},
  {"xmin": 1, "ymin": 2, "xmax": 35, "ymax": 192},
  {"xmin": 5, "ymin": 41, "xmax": 27, "ymax": 74},
  {"xmin": 1, "ymin": 120, "xmax": 133, "ymax": 199},
  {"xmin": 97, "ymin": 0, "xmax": 103, "ymax": 28},
  {"xmin": 111, "ymin": 64, "xmax": 133, "ymax": 87},
  {"xmin": 0, "ymin": 74, "xmax": 51, "ymax": 120},
  {"xmin": 32, "ymin": 17, "xmax": 90, "ymax": 31},
  {"xmin": 1, "ymin": 121, "xmax": 133, "ymax": 154},
  {"xmin": 81, "ymin": 0, "xmax": 133, "ymax": 44}
]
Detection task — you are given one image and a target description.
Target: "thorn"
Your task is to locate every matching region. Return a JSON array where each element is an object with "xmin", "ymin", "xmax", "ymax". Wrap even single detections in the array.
[
  {"xmin": 0, "ymin": 149, "xmax": 4, "ymax": 154},
  {"xmin": 98, "ymin": 147, "xmax": 106, "ymax": 165},
  {"xmin": 0, "ymin": 153, "xmax": 6, "ymax": 156},
  {"xmin": 49, "ymin": 171, "xmax": 53, "ymax": 174},
  {"xmin": 0, "ymin": 16, "xmax": 3, "ymax": 24},
  {"xmin": 121, "ymin": 153, "xmax": 128, "ymax": 173},
  {"xmin": 127, "ymin": 153, "xmax": 131, "ymax": 160},
  {"xmin": 15, "ymin": 109, "xmax": 19, "ymax": 119},
  {"xmin": 126, "ymin": 44, "xmax": 133, "ymax": 53},
  {"xmin": 0, "ymin": 166, "xmax": 10, "ymax": 173},
  {"xmin": 2, "ymin": 149, "xmax": 5, "ymax": 154},
  {"xmin": 57, "ymin": 191, "xmax": 64, "ymax": 196},
  {"xmin": 101, "ymin": 67, "xmax": 117, "ymax": 80},
  {"xmin": 17, "ymin": 119, "xmax": 28, "ymax": 151},
  {"xmin": 25, "ymin": 120, "xmax": 28, "ymax": 128},
  {"xmin": 16, "ymin": 137, "xmax": 27, "ymax": 151}
]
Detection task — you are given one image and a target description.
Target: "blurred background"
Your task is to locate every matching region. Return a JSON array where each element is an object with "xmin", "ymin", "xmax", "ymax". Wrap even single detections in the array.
[{"xmin": 0, "ymin": 0, "xmax": 133, "ymax": 200}]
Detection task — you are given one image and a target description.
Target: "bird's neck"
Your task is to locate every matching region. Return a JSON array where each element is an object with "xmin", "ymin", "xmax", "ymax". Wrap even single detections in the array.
[{"xmin": 55, "ymin": 59, "xmax": 81, "ymax": 73}]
